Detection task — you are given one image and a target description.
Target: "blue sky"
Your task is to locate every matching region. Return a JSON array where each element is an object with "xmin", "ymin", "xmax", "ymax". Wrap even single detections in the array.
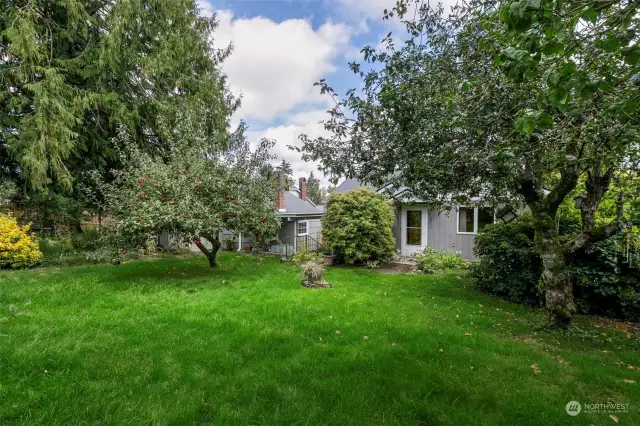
[{"xmin": 196, "ymin": 0, "xmax": 403, "ymax": 185}]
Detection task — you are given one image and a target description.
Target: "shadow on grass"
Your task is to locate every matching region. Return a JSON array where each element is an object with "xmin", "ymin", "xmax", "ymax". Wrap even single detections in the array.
[{"xmin": 88, "ymin": 252, "xmax": 289, "ymax": 290}]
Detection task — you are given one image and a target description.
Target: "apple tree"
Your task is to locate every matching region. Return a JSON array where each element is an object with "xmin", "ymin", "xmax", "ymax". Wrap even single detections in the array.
[
  {"xmin": 298, "ymin": 1, "xmax": 640, "ymax": 328},
  {"xmin": 101, "ymin": 124, "xmax": 280, "ymax": 267}
]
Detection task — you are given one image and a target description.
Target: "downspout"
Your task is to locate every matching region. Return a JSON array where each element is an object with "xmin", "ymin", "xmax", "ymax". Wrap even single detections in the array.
[{"xmin": 237, "ymin": 232, "xmax": 242, "ymax": 252}]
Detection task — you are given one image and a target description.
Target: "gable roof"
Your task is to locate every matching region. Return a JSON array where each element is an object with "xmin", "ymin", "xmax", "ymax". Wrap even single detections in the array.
[
  {"xmin": 333, "ymin": 179, "xmax": 375, "ymax": 194},
  {"xmin": 276, "ymin": 185, "xmax": 324, "ymax": 216}
]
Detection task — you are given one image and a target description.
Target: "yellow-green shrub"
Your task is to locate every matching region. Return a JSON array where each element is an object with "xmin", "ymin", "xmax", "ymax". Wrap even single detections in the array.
[{"xmin": 0, "ymin": 214, "xmax": 42, "ymax": 268}]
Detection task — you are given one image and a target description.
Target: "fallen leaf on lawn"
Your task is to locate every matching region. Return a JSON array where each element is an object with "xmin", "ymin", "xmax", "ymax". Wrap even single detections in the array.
[
  {"xmin": 319, "ymin": 337, "xmax": 323, "ymax": 342},
  {"xmin": 335, "ymin": 330, "xmax": 341, "ymax": 335},
  {"xmin": 622, "ymin": 379, "xmax": 635, "ymax": 383},
  {"xmin": 531, "ymin": 364, "xmax": 540, "ymax": 375},
  {"xmin": 456, "ymin": 314, "xmax": 460, "ymax": 318},
  {"xmin": 439, "ymin": 348, "xmax": 444, "ymax": 353},
  {"xmin": 392, "ymin": 343, "xmax": 396, "ymax": 346},
  {"xmin": 362, "ymin": 336, "xmax": 369, "ymax": 340},
  {"xmin": 628, "ymin": 365, "xmax": 635, "ymax": 370},
  {"xmin": 610, "ymin": 415, "xmax": 619, "ymax": 423},
  {"xmin": 464, "ymin": 333, "xmax": 472, "ymax": 336}
]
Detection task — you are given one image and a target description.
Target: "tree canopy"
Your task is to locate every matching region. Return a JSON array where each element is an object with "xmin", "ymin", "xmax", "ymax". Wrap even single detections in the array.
[
  {"xmin": 306, "ymin": 171, "xmax": 323, "ymax": 205},
  {"xmin": 1, "ymin": 0, "xmax": 234, "ymax": 191},
  {"xmin": 276, "ymin": 159, "xmax": 294, "ymax": 190},
  {"xmin": 298, "ymin": 0, "xmax": 640, "ymax": 328},
  {"xmin": 100, "ymin": 122, "xmax": 280, "ymax": 267}
]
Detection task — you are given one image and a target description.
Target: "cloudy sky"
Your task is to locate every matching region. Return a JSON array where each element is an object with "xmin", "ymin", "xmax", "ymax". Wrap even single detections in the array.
[{"xmin": 196, "ymin": 0, "xmax": 421, "ymax": 187}]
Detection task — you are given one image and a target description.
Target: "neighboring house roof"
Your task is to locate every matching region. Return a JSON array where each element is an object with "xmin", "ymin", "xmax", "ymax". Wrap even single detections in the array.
[
  {"xmin": 276, "ymin": 186, "xmax": 324, "ymax": 217},
  {"xmin": 333, "ymin": 179, "xmax": 375, "ymax": 194}
]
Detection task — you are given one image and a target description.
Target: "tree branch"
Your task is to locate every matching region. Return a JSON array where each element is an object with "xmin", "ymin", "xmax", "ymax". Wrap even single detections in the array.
[
  {"xmin": 517, "ymin": 177, "xmax": 544, "ymax": 208},
  {"xmin": 544, "ymin": 165, "xmax": 580, "ymax": 215},
  {"xmin": 580, "ymin": 165, "xmax": 615, "ymax": 232},
  {"xmin": 565, "ymin": 192, "xmax": 631, "ymax": 256}
]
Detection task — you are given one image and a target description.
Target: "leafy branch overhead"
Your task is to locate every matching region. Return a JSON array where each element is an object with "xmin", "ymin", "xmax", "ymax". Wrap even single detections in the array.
[{"xmin": 298, "ymin": 0, "xmax": 640, "ymax": 328}]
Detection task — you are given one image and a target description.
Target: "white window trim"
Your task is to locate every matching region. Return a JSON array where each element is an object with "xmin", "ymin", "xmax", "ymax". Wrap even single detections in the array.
[
  {"xmin": 297, "ymin": 220, "xmax": 309, "ymax": 236},
  {"xmin": 400, "ymin": 205, "xmax": 428, "ymax": 254},
  {"xmin": 457, "ymin": 207, "xmax": 495, "ymax": 235},
  {"xmin": 405, "ymin": 209, "xmax": 423, "ymax": 246},
  {"xmin": 457, "ymin": 206, "xmax": 478, "ymax": 235}
]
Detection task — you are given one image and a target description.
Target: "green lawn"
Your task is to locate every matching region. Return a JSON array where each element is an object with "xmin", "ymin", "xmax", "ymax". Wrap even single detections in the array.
[{"xmin": 0, "ymin": 253, "xmax": 638, "ymax": 425}]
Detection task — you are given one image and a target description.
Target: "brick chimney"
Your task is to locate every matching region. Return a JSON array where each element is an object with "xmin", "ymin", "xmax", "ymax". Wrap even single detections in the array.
[
  {"xmin": 299, "ymin": 177, "xmax": 307, "ymax": 201},
  {"xmin": 276, "ymin": 171, "xmax": 286, "ymax": 211}
]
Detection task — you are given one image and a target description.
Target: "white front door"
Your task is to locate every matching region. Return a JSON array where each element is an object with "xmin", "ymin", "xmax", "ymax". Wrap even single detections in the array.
[{"xmin": 401, "ymin": 206, "xmax": 428, "ymax": 255}]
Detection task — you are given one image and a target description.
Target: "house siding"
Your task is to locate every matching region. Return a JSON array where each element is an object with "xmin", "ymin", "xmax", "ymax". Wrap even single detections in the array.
[
  {"xmin": 277, "ymin": 217, "xmax": 322, "ymax": 242},
  {"xmin": 392, "ymin": 206, "xmax": 402, "ymax": 251},
  {"xmin": 428, "ymin": 209, "xmax": 476, "ymax": 259},
  {"xmin": 393, "ymin": 206, "xmax": 478, "ymax": 260}
]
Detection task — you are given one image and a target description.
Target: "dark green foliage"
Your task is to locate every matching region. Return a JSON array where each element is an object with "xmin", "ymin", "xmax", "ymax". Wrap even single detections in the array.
[
  {"xmin": 2, "ymin": 0, "xmax": 233, "ymax": 190},
  {"xmin": 306, "ymin": 171, "xmax": 323, "ymax": 205},
  {"xmin": 222, "ymin": 237, "xmax": 236, "ymax": 252},
  {"xmin": 276, "ymin": 160, "xmax": 294, "ymax": 190},
  {"xmin": 472, "ymin": 216, "xmax": 640, "ymax": 322},
  {"xmin": 70, "ymin": 230, "xmax": 103, "ymax": 252},
  {"xmin": 471, "ymin": 215, "xmax": 543, "ymax": 306},
  {"xmin": 37, "ymin": 229, "xmax": 120, "ymax": 267},
  {"xmin": 573, "ymin": 239, "xmax": 640, "ymax": 322},
  {"xmin": 321, "ymin": 189, "xmax": 395, "ymax": 265}
]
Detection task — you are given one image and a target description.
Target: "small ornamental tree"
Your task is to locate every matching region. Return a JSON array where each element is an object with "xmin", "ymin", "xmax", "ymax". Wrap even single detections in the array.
[
  {"xmin": 0, "ymin": 214, "xmax": 42, "ymax": 269},
  {"xmin": 101, "ymin": 124, "xmax": 280, "ymax": 267},
  {"xmin": 322, "ymin": 188, "xmax": 396, "ymax": 264}
]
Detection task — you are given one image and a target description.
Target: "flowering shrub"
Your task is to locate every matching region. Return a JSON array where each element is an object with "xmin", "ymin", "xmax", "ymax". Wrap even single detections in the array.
[{"xmin": 0, "ymin": 214, "xmax": 42, "ymax": 269}]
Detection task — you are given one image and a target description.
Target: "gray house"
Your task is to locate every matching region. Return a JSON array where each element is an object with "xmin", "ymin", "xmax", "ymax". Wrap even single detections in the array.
[
  {"xmin": 213, "ymin": 174, "xmax": 323, "ymax": 255},
  {"xmin": 166, "ymin": 174, "xmax": 323, "ymax": 255},
  {"xmin": 332, "ymin": 179, "xmax": 494, "ymax": 259},
  {"xmin": 270, "ymin": 176, "xmax": 324, "ymax": 255}
]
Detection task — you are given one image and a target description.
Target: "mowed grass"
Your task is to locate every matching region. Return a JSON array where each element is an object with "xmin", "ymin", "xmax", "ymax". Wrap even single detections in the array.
[{"xmin": 0, "ymin": 253, "xmax": 638, "ymax": 425}]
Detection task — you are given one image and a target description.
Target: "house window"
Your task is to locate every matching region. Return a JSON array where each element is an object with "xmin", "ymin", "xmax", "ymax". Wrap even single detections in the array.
[
  {"xmin": 457, "ymin": 207, "xmax": 495, "ymax": 234},
  {"xmin": 297, "ymin": 220, "xmax": 308, "ymax": 236},
  {"xmin": 458, "ymin": 207, "xmax": 475, "ymax": 233},
  {"xmin": 406, "ymin": 210, "xmax": 422, "ymax": 245},
  {"xmin": 478, "ymin": 208, "xmax": 494, "ymax": 232}
]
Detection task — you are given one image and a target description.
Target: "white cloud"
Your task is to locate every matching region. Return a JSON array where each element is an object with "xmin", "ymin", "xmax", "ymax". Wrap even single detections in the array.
[
  {"xmin": 213, "ymin": 10, "xmax": 351, "ymax": 122},
  {"xmin": 337, "ymin": 0, "xmax": 396, "ymax": 22},
  {"xmin": 336, "ymin": 0, "xmax": 460, "ymax": 28},
  {"xmin": 197, "ymin": 0, "xmax": 214, "ymax": 17},
  {"xmin": 195, "ymin": 2, "xmax": 351, "ymax": 186},
  {"xmin": 246, "ymin": 111, "xmax": 333, "ymax": 186}
]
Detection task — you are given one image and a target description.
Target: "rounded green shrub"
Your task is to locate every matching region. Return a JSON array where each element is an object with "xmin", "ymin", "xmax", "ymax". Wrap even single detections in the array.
[
  {"xmin": 470, "ymin": 214, "xmax": 544, "ymax": 306},
  {"xmin": 322, "ymin": 188, "xmax": 396, "ymax": 265}
]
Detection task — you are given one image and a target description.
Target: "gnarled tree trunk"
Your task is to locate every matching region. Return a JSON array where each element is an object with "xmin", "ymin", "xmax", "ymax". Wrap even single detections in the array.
[
  {"xmin": 534, "ymin": 213, "xmax": 576, "ymax": 329},
  {"xmin": 195, "ymin": 232, "xmax": 222, "ymax": 267}
]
